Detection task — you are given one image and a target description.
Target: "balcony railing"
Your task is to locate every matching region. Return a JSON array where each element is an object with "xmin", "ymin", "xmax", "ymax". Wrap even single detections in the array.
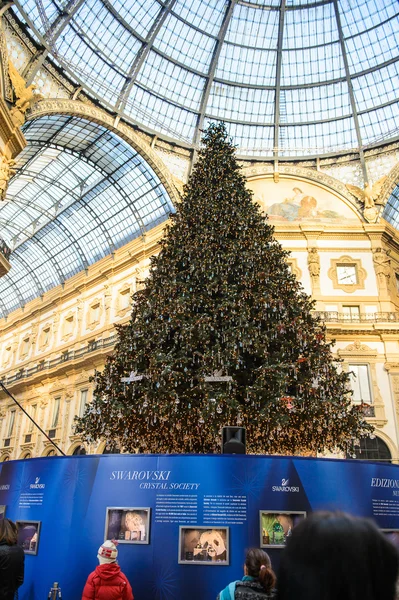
[
  {"xmin": 0, "ymin": 334, "xmax": 117, "ymax": 386},
  {"xmin": 313, "ymin": 311, "xmax": 399, "ymax": 323}
]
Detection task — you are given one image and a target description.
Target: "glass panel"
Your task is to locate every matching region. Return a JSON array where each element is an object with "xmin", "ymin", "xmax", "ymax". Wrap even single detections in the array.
[
  {"xmin": 28, "ymin": 404, "xmax": 37, "ymax": 433},
  {"xmin": 112, "ymin": 0, "xmax": 161, "ymax": 38},
  {"xmin": 173, "ymin": 0, "xmax": 226, "ymax": 38},
  {"xmin": 216, "ymin": 43, "xmax": 277, "ymax": 87},
  {"xmin": 283, "ymin": 3, "xmax": 338, "ymax": 49},
  {"xmin": 383, "ymin": 185, "xmax": 399, "ymax": 230},
  {"xmin": 138, "ymin": 51, "xmax": 204, "ymax": 111},
  {"xmin": 358, "ymin": 103, "xmax": 399, "ymax": 146},
  {"xmin": 351, "ymin": 436, "xmax": 391, "ymax": 462},
  {"xmin": 7, "ymin": 410, "xmax": 16, "ymax": 437},
  {"xmin": 207, "ymin": 84, "xmax": 275, "ymax": 124},
  {"xmin": 349, "ymin": 364, "xmax": 372, "ymax": 403},
  {"xmin": 52, "ymin": 397, "xmax": 61, "ymax": 428},
  {"xmin": 79, "ymin": 390, "xmax": 88, "ymax": 418},
  {"xmin": 156, "ymin": 13, "xmax": 216, "ymax": 72}
]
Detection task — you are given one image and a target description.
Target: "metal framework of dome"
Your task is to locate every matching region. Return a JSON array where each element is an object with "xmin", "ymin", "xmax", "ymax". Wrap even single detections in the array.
[
  {"xmin": 0, "ymin": 115, "xmax": 174, "ymax": 318},
  {"xmin": 12, "ymin": 0, "xmax": 399, "ymax": 159}
]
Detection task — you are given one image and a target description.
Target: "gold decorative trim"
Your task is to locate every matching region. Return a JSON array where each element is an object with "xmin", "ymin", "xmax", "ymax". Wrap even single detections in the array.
[
  {"xmin": 337, "ymin": 341, "xmax": 377, "ymax": 359},
  {"xmin": 328, "ymin": 256, "xmax": 367, "ymax": 293},
  {"xmin": 286, "ymin": 257, "xmax": 302, "ymax": 280}
]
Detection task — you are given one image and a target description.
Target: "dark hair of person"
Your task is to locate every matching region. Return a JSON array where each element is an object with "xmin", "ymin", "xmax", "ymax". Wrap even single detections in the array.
[
  {"xmin": 278, "ymin": 511, "xmax": 399, "ymax": 600},
  {"xmin": 0, "ymin": 518, "xmax": 18, "ymax": 546},
  {"xmin": 245, "ymin": 548, "xmax": 276, "ymax": 592}
]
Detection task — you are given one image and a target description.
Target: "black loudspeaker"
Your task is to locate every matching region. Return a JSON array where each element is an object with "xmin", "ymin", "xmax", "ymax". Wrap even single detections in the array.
[{"xmin": 222, "ymin": 426, "xmax": 246, "ymax": 454}]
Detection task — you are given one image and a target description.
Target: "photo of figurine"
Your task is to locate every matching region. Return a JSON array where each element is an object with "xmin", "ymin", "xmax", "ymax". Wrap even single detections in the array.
[
  {"xmin": 16, "ymin": 520, "xmax": 41, "ymax": 555},
  {"xmin": 104, "ymin": 508, "xmax": 150, "ymax": 544},
  {"xmin": 259, "ymin": 511, "xmax": 306, "ymax": 548},
  {"xmin": 0, "ymin": 506, "xmax": 5, "ymax": 520},
  {"xmin": 179, "ymin": 526, "xmax": 229, "ymax": 565}
]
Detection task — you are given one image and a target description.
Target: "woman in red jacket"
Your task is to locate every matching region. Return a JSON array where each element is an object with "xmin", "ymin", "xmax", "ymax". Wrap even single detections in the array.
[{"xmin": 82, "ymin": 540, "xmax": 134, "ymax": 600}]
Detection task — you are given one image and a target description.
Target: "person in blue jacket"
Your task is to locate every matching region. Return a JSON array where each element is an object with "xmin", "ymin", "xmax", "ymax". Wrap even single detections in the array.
[{"xmin": 217, "ymin": 548, "xmax": 276, "ymax": 600}]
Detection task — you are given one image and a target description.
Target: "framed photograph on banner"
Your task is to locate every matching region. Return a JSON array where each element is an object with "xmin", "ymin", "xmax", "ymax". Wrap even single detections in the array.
[
  {"xmin": 178, "ymin": 526, "xmax": 229, "ymax": 565},
  {"xmin": 16, "ymin": 520, "xmax": 41, "ymax": 555},
  {"xmin": 259, "ymin": 511, "xmax": 306, "ymax": 548},
  {"xmin": 104, "ymin": 507, "xmax": 150, "ymax": 544},
  {"xmin": 0, "ymin": 505, "xmax": 5, "ymax": 520}
]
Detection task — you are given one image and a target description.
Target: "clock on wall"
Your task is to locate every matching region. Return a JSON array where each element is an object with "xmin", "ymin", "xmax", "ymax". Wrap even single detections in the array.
[{"xmin": 336, "ymin": 265, "xmax": 357, "ymax": 285}]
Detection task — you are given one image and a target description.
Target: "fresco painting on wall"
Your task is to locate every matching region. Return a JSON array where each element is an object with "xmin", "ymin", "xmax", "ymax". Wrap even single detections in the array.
[{"xmin": 248, "ymin": 178, "xmax": 360, "ymax": 223}]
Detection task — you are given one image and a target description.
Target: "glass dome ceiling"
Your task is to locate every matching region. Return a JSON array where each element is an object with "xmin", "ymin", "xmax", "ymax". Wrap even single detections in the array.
[
  {"xmin": 12, "ymin": 0, "xmax": 399, "ymax": 158},
  {"xmin": 0, "ymin": 115, "xmax": 174, "ymax": 318}
]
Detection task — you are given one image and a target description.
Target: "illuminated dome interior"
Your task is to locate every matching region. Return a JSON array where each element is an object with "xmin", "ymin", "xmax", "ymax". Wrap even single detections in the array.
[{"xmin": 12, "ymin": 0, "xmax": 399, "ymax": 158}]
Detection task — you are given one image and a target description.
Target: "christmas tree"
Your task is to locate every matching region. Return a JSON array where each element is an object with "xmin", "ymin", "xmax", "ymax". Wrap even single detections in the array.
[{"xmin": 75, "ymin": 123, "xmax": 373, "ymax": 455}]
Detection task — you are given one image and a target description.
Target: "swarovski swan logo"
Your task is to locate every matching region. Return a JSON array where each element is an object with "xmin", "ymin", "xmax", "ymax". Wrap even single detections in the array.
[
  {"xmin": 30, "ymin": 476, "xmax": 45, "ymax": 489},
  {"xmin": 272, "ymin": 477, "xmax": 299, "ymax": 493}
]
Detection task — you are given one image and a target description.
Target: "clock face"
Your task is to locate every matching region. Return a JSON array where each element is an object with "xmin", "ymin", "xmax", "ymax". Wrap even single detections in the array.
[{"xmin": 337, "ymin": 265, "xmax": 357, "ymax": 285}]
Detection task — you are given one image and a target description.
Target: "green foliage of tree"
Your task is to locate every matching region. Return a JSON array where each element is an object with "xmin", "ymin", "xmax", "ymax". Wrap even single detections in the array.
[{"xmin": 75, "ymin": 123, "xmax": 373, "ymax": 454}]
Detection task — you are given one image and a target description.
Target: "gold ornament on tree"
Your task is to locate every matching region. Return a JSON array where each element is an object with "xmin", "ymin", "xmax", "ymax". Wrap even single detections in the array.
[{"xmin": 8, "ymin": 60, "xmax": 43, "ymax": 128}]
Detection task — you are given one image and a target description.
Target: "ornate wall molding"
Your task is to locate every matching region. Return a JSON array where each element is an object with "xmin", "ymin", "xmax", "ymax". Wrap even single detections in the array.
[
  {"xmin": 337, "ymin": 341, "xmax": 378, "ymax": 359},
  {"xmin": 28, "ymin": 99, "xmax": 181, "ymax": 208},
  {"xmin": 328, "ymin": 256, "xmax": 367, "ymax": 294},
  {"xmin": 286, "ymin": 257, "xmax": 302, "ymax": 281},
  {"xmin": 242, "ymin": 164, "xmax": 363, "ymax": 218}
]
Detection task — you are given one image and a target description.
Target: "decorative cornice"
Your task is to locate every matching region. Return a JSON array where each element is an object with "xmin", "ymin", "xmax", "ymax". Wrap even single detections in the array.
[{"xmin": 337, "ymin": 341, "xmax": 378, "ymax": 358}]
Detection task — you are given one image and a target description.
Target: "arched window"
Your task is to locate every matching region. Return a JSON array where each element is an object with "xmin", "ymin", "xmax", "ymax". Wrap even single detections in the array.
[
  {"xmin": 22, "ymin": 452, "xmax": 31, "ymax": 460},
  {"xmin": 46, "ymin": 449, "xmax": 56, "ymax": 457},
  {"xmin": 351, "ymin": 436, "xmax": 392, "ymax": 463},
  {"xmin": 73, "ymin": 445, "xmax": 86, "ymax": 456}
]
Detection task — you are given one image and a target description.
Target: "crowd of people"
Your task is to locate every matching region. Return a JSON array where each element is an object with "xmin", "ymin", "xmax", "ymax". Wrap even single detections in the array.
[{"xmin": 0, "ymin": 512, "xmax": 398, "ymax": 600}]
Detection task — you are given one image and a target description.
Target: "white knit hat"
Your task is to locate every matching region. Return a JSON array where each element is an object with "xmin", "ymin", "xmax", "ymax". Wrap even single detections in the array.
[{"xmin": 97, "ymin": 540, "xmax": 118, "ymax": 564}]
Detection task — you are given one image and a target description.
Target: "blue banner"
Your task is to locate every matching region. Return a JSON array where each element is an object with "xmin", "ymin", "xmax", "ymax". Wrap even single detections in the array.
[{"xmin": 0, "ymin": 454, "xmax": 399, "ymax": 600}]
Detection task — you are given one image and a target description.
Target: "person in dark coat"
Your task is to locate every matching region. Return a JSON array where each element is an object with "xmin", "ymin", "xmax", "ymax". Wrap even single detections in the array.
[
  {"xmin": 82, "ymin": 540, "xmax": 133, "ymax": 600},
  {"xmin": 217, "ymin": 548, "xmax": 276, "ymax": 600},
  {"xmin": 278, "ymin": 511, "xmax": 399, "ymax": 600},
  {"xmin": 0, "ymin": 518, "xmax": 25, "ymax": 600}
]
